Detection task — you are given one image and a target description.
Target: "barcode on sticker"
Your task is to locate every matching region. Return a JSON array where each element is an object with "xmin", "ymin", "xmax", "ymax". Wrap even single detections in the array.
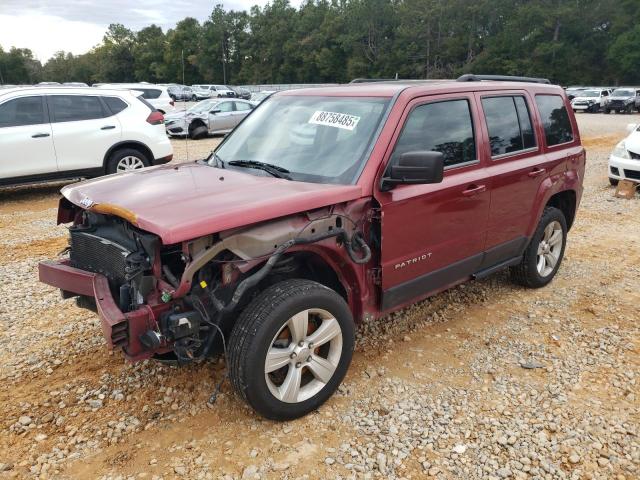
[{"xmin": 309, "ymin": 111, "xmax": 360, "ymax": 130}]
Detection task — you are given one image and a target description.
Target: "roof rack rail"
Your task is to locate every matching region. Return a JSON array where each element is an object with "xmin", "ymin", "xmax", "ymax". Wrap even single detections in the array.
[
  {"xmin": 350, "ymin": 78, "xmax": 401, "ymax": 83},
  {"xmin": 457, "ymin": 74, "xmax": 551, "ymax": 84}
]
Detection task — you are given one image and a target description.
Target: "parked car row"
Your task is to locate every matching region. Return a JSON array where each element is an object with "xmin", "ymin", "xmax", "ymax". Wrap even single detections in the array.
[{"xmin": 565, "ymin": 86, "xmax": 640, "ymax": 113}]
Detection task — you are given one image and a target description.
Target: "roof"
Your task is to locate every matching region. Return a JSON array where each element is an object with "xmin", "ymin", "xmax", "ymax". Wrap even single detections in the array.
[
  {"xmin": 0, "ymin": 86, "xmax": 140, "ymax": 98},
  {"xmin": 278, "ymin": 79, "xmax": 563, "ymax": 98}
]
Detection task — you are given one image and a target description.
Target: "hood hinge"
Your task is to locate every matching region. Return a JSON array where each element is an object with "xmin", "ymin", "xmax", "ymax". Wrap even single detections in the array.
[
  {"xmin": 367, "ymin": 208, "xmax": 382, "ymax": 223},
  {"xmin": 369, "ymin": 267, "xmax": 382, "ymax": 286}
]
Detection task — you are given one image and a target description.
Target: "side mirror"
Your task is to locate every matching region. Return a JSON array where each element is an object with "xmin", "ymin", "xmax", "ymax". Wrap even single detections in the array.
[
  {"xmin": 380, "ymin": 151, "xmax": 444, "ymax": 191},
  {"xmin": 626, "ymin": 123, "xmax": 637, "ymax": 133},
  {"xmin": 210, "ymin": 109, "xmax": 221, "ymax": 114}
]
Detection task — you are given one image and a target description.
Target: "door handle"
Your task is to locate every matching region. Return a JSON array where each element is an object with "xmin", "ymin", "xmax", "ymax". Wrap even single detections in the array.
[
  {"xmin": 31, "ymin": 133, "xmax": 50, "ymax": 138},
  {"xmin": 528, "ymin": 167, "xmax": 547, "ymax": 178},
  {"xmin": 461, "ymin": 184, "xmax": 486, "ymax": 197},
  {"xmin": 101, "ymin": 125, "xmax": 116, "ymax": 130}
]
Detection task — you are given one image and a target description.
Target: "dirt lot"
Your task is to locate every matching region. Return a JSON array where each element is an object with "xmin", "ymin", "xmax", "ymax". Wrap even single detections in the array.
[{"xmin": 0, "ymin": 113, "xmax": 638, "ymax": 480}]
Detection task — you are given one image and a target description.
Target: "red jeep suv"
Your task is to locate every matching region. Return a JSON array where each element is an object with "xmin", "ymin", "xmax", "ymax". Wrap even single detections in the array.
[{"xmin": 40, "ymin": 75, "xmax": 585, "ymax": 420}]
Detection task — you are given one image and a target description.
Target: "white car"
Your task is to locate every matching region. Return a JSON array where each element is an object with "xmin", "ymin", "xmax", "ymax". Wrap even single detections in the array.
[
  {"xmin": 164, "ymin": 98, "xmax": 254, "ymax": 139},
  {"xmin": 571, "ymin": 88, "xmax": 611, "ymax": 113},
  {"xmin": 0, "ymin": 87, "xmax": 173, "ymax": 186},
  {"xmin": 97, "ymin": 84, "xmax": 175, "ymax": 114},
  {"xmin": 193, "ymin": 84, "xmax": 236, "ymax": 98},
  {"xmin": 608, "ymin": 123, "xmax": 640, "ymax": 185}
]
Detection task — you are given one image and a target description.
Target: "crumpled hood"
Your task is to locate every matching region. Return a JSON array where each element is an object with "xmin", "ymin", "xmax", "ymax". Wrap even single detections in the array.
[
  {"xmin": 61, "ymin": 162, "xmax": 363, "ymax": 244},
  {"xmin": 163, "ymin": 111, "xmax": 203, "ymax": 123}
]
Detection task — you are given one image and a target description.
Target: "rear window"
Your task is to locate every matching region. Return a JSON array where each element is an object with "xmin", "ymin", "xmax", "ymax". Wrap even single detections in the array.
[
  {"xmin": 49, "ymin": 95, "xmax": 108, "ymax": 122},
  {"xmin": 103, "ymin": 96, "xmax": 128, "ymax": 115},
  {"xmin": 482, "ymin": 96, "xmax": 536, "ymax": 157},
  {"xmin": 138, "ymin": 88, "xmax": 162, "ymax": 99},
  {"xmin": 0, "ymin": 96, "xmax": 46, "ymax": 127},
  {"xmin": 535, "ymin": 95, "xmax": 574, "ymax": 146}
]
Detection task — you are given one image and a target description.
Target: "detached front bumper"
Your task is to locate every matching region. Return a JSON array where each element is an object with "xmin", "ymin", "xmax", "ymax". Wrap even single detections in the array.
[{"xmin": 38, "ymin": 260, "xmax": 168, "ymax": 362}]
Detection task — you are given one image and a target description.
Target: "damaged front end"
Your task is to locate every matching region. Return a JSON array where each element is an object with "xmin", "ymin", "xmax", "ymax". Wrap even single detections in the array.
[{"xmin": 39, "ymin": 199, "xmax": 373, "ymax": 364}]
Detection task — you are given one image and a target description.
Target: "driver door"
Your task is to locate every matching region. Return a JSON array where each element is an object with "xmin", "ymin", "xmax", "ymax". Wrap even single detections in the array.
[
  {"xmin": 375, "ymin": 94, "xmax": 491, "ymax": 310},
  {"xmin": 208, "ymin": 101, "xmax": 235, "ymax": 132}
]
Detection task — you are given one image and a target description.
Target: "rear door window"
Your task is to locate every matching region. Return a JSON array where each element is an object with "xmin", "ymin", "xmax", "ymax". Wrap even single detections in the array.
[
  {"xmin": 49, "ymin": 95, "xmax": 108, "ymax": 122},
  {"xmin": 392, "ymin": 99, "xmax": 476, "ymax": 168},
  {"xmin": 234, "ymin": 102, "xmax": 252, "ymax": 111},
  {"xmin": 534, "ymin": 95, "xmax": 574, "ymax": 146},
  {"xmin": 481, "ymin": 96, "xmax": 536, "ymax": 157},
  {"xmin": 218, "ymin": 102, "xmax": 234, "ymax": 113},
  {"xmin": 0, "ymin": 96, "xmax": 46, "ymax": 127}
]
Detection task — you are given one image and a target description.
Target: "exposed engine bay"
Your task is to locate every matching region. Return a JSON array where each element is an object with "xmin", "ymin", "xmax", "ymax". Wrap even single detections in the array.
[{"xmin": 68, "ymin": 204, "xmax": 374, "ymax": 365}]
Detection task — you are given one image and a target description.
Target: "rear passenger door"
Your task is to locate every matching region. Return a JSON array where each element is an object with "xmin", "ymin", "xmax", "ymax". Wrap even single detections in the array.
[
  {"xmin": 232, "ymin": 101, "xmax": 253, "ymax": 127},
  {"xmin": 0, "ymin": 95, "xmax": 57, "ymax": 179},
  {"xmin": 477, "ymin": 93, "xmax": 547, "ymax": 265},
  {"xmin": 478, "ymin": 92, "xmax": 574, "ymax": 267},
  {"xmin": 48, "ymin": 95, "xmax": 122, "ymax": 172}
]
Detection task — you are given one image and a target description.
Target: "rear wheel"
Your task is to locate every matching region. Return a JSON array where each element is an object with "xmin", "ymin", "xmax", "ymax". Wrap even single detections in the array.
[
  {"xmin": 510, "ymin": 207, "xmax": 567, "ymax": 288},
  {"xmin": 106, "ymin": 148, "xmax": 150, "ymax": 174},
  {"xmin": 228, "ymin": 279, "xmax": 355, "ymax": 420}
]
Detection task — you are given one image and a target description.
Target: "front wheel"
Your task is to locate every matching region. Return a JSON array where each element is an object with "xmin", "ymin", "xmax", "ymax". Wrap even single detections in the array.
[
  {"xmin": 609, "ymin": 178, "xmax": 619, "ymax": 186},
  {"xmin": 510, "ymin": 207, "xmax": 567, "ymax": 288},
  {"xmin": 228, "ymin": 279, "xmax": 355, "ymax": 420}
]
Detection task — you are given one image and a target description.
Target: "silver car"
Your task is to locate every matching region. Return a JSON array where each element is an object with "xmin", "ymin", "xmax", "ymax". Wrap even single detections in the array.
[{"xmin": 164, "ymin": 99, "xmax": 254, "ymax": 139}]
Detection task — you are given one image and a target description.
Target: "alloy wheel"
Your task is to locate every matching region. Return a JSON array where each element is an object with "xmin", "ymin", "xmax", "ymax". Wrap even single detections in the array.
[
  {"xmin": 536, "ymin": 220, "xmax": 563, "ymax": 277},
  {"xmin": 264, "ymin": 308, "xmax": 343, "ymax": 404},
  {"xmin": 116, "ymin": 156, "xmax": 145, "ymax": 172}
]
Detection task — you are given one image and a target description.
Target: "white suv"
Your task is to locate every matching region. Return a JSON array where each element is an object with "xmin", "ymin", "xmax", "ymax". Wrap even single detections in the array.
[
  {"xmin": 609, "ymin": 123, "xmax": 640, "ymax": 185},
  {"xmin": 0, "ymin": 87, "xmax": 173, "ymax": 186},
  {"xmin": 97, "ymin": 84, "xmax": 175, "ymax": 114}
]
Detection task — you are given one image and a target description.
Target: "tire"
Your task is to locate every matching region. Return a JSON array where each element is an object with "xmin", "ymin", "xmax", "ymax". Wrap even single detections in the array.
[
  {"xmin": 510, "ymin": 207, "xmax": 567, "ymax": 289},
  {"xmin": 189, "ymin": 125, "xmax": 208, "ymax": 140},
  {"xmin": 228, "ymin": 279, "xmax": 355, "ymax": 421},
  {"xmin": 605, "ymin": 108, "xmax": 611, "ymax": 114},
  {"xmin": 609, "ymin": 178, "xmax": 619, "ymax": 186},
  {"xmin": 106, "ymin": 148, "xmax": 150, "ymax": 174},
  {"xmin": 191, "ymin": 95, "xmax": 197, "ymax": 102}
]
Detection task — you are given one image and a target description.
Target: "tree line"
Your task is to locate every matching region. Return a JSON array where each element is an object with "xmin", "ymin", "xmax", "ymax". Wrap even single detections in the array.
[{"xmin": 1, "ymin": 0, "xmax": 639, "ymax": 87}]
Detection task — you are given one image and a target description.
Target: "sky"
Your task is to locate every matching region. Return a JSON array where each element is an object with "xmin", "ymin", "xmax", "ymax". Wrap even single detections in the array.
[{"xmin": 0, "ymin": 0, "xmax": 302, "ymax": 62}]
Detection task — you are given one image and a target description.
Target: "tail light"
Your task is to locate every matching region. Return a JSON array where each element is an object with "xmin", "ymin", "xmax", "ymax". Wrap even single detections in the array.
[{"xmin": 146, "ymin": 111, "xmax": 164, "ymax": 125}]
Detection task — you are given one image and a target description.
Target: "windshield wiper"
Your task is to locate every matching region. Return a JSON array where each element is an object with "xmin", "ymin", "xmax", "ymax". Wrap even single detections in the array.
[{"xmin": 227, "ymin": 160, "xmax": 291, "ymax": 180}]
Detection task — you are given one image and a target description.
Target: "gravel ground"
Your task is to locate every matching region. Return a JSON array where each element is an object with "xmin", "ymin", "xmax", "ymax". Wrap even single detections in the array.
[{"xmin": 0, "ymin": 113, "xmax": 638, "ymax": 480}]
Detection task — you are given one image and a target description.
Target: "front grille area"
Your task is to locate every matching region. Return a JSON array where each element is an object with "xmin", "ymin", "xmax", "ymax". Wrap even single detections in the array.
[
  {"xmin": 609, "ymin": 100, "xmax": 625, "ymax": 108},
  {"xmin": 624, "ymin": 169, "xmax": 640, "ymax": 181},
  {"xmin": 69, "ymin": 230, "xmax": 131, "ymax": 286}
]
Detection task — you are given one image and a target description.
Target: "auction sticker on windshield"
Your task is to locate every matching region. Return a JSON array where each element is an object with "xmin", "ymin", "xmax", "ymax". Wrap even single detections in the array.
[{"xmin": 309, "ymin": 111, "xmax": 361, "ymax": 131}]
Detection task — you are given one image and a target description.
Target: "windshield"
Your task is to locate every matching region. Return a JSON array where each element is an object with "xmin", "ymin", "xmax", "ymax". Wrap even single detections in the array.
[
  {"xmin": 580, "ymin": 90, "xmax": 600, "ymax": 98},
  {"xmin": 188, "ymin": 100, "xmax": 218, "ymax": 113},
  {"xmin": 212, "ymin": 95, "xmax": 390, "ymax": 184},
  {"xmin": 612, "ymin": 89, "xmax": 634, "ymax": 97}
]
